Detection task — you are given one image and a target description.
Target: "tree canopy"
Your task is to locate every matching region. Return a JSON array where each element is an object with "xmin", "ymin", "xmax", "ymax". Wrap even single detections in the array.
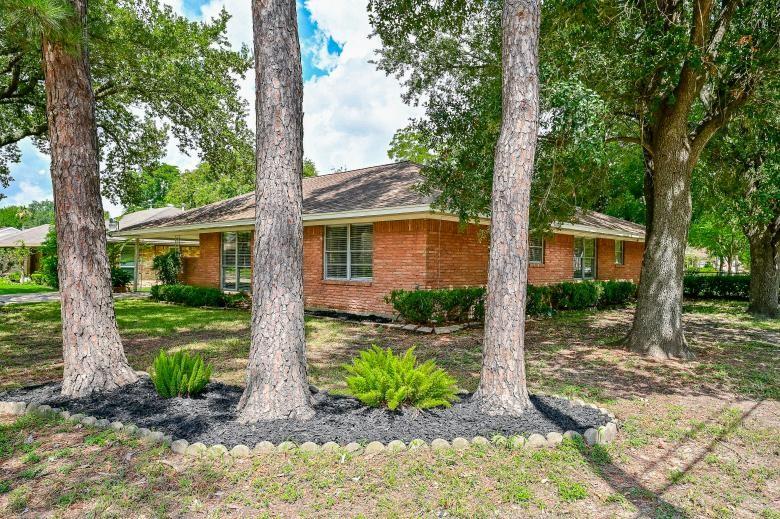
[
  {"xmin": 369, "ymin": 0, "xmax": 779, "ymax": 230},
  {"xmin": 0, "ymin": 199, "xmax": 54, "ymax": 228},
  {"xmin": 0, "ymin": 0, "xmax": 253, "ymax": 204}
]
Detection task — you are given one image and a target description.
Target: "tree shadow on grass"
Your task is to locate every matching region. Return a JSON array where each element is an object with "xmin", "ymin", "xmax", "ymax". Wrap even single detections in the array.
[{"xmin": 572, "ymin": 399, "xmax": 763, "ymax": 518}]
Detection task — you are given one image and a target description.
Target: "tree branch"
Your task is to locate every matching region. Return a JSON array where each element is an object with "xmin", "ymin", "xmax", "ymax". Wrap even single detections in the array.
[
  {"xmin": 605, "ymin": 135, "xmax": 654, "ymax": 156},
  {"xmin": 690, "ymin": 82, "xmax": 753, "ymax": 160},
  {"xmin": 0, "ymin": 123, "xmax": 48, "ymax": 147}
]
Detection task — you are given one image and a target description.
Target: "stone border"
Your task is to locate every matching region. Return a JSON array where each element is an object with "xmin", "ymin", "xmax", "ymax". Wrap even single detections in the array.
[
  {"xmin": 308, "ymin": 313, "xmax": 480, "ymax": 335},
  {"xmin": 0, "ymin": 394, "xmax": 618, "ymax": 459}
]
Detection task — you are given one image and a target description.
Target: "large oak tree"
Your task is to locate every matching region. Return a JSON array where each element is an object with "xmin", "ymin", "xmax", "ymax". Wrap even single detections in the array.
[
  {"xmin": 370, "ymin": 0, "xmax": 779, "ymax": 359},
  {"xmin": 236, "ymin": 0, "xmax": 314, "ymax": 422},
  {"xmin": 474, "ymin": 0, "xmax": 540, "ymax": 415}
]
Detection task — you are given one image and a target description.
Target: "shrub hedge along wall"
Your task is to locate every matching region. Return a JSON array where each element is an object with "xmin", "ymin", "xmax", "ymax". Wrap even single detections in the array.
[{"xmin": 387, "ymin": 280, "xmax": 638, "ymax": 324}]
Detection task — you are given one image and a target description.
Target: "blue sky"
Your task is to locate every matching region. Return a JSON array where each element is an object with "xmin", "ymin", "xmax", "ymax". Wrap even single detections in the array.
[{"xmin": 1, "ymin": 0, "xmax": 419, "ymax": 216}]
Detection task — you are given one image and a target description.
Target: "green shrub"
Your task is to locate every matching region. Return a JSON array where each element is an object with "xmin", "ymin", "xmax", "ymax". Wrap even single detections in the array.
[
  {"xmin": 150, "ymin": 284, "xmax": 227, "ymax": 307},
  {"xmin": 110, "ymin": 267, "xmax": 133, "ymax": 289},
  {"xmin": 29, "ymin": 273, "xmax": 46, "ymax": 285},
  {"xmin": 683, "ymin": 274, "xmax": 750, "ymax": 300},
  {"xmin": 551, "ymin": 281, "xmax": 602, "ymax": 310},
  {"xmin": 387, "ymin": 280, "xmax": 637, "ymax": 323},
  {"xmin": 344, "ymin": 346, "xmax": 459, "ymax": 410},
  {"xmin": 40, "ymin": 226, "xmax": 59, "ymax": 288},
  {"xmin": 149, "ymin": 350, "xmax": 212, "ymax": 398},
  {"xmin": 7, "ymin": 271, "xmax": 21, "ymax": 283},
  {"xmin": 152, "ymin": 249, "xmax": 183, "ymax": 285},
  {"xmin": 526, "ymin": 284, "xmax": 553, "ymax": 315},
  {"xmin": 598, "ymin": 280, "xmax": 637, "ymax": 307},
  {"xmin": 385, "ymin": 287, "xmax": 485, "ymax": 324}
]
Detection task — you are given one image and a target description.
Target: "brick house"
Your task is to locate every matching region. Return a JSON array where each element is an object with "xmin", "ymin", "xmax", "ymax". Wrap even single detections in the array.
[
  {"xmin": 116, "ymin": 162, "xmax": 646, "ymax": 316},
  {"xmin": 0, "ymin": 207, "xmax": 198, "ymax": 288}
]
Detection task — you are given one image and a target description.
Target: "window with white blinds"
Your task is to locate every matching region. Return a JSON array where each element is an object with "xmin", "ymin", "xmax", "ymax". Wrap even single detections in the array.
[
  {"xmin": 221, "ymin": 232, "xmax": 251, "ymax": 291},
  {"xmin": 324, "ymin": 224, "xmax": 373, "ymax": 280},
  {"xmin": 529, "ymin": 236, "xmax": 544, "ymax": 264}
]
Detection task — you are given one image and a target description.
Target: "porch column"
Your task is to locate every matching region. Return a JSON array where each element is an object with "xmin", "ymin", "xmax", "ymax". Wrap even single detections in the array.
[{"xmin": 133, "ymin": 238, "xmax": 140, "ymax": 292}]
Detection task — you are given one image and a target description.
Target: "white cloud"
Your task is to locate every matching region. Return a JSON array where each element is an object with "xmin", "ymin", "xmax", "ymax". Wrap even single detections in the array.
[
  {"xmin": 195, "ymin": 0, "xmax": 421, "ymax": 172},
  {"xmin": 301, "ymin": 0, "xmax": 422, "ymax": 171},
  {"xmin": 5, "ymin": 181, "xmax": 52, "ymax": 206}
]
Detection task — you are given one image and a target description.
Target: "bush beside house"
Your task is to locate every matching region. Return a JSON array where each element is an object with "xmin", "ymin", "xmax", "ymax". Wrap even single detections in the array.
[{"xmin": 388, "ymin": 280, "xmax": 638, "ymax": 324}]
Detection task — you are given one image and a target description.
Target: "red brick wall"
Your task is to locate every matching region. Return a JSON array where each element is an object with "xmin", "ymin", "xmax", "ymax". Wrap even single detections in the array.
[
  {"xmin": 596, "ymin": 238, "xmax": 643, "ymax": 282},
  {"xmin": 180, "ymin": 222, "xmax": 645, "ymax": 315},
  {"xmin": 528, "ymin": 234, "xmax": 575, "ymax": 284},
  {"xmin": 185, "ymin": 232, "xmax": 221, "ymax": 288},
  {"xmin": 303, "ymin": 221, "xmax": 428, "ymax": 315},
  {"xmin": 424, "ymin": 220, "xmax": 489, "ymax": 288}
]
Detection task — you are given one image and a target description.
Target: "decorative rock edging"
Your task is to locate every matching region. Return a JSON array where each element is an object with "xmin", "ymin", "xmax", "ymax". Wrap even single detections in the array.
[
  {"xmin": 0, "ymin": 393, "xmax": 619, "ymax": 459},
  {"xmin": 306, "ymin": 312, "xmax": 479, "ymax": 335}
]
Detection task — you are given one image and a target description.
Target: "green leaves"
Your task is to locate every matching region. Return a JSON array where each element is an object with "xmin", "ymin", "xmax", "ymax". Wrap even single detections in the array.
[
  {"xmin": 343, "ymin": 346, "xmax": 459, "ymax": 411},
  {"xmin": 149, "ymin": 350, "xmax": 212, "ymax": 398},
  {"xmin": 0, "ymin": 0, "xmax": 253, "ymax": 206}
]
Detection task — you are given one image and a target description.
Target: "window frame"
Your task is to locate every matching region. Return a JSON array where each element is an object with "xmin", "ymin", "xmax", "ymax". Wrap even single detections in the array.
[
  {"xmin": 220, "ymin": 231, "xmax": 252, "ymax": 292},
  {"xmin": 614, "ymin": 240, "xmax": 625, "ymax": 265},
  {"xmin": 529, "ymin": 236, "xmax": 544, "ymax": 265},
  {"xmin": 573, "ymin": 237, "xmax": 597, "ymax": 280},
  {"xmin": 323, "ymin": 223, "xmax": 373, "ymax": 281}
]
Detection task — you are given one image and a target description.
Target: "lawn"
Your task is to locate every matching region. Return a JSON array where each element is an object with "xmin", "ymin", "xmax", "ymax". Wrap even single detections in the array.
[
  {"xmin": 0, "ymin": 299, "xmax": 778, "ymax": 517},
  {"xmin": 0, "ymin": 279, "xmax": 55, "ymax": 296}
]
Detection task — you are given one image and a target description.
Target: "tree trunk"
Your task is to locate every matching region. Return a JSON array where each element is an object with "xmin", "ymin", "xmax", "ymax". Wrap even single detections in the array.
[
  {"xmin": 626, "ymin": 128, "xmax": 694, "ymax": 359},
  {"xmin": 474, "ymin": 0, "xmax": 540, "ymax": 416},
  {"xmin": 42, "ymin": 0, "xmax": 138, "ymax": 397},
  {"xmin": 236, "ymin": 0, "xmax": 314, "ymax": 422},
  {"xmin": 747, "ymin": 230, "xmax": 779, "ymax": 318}
]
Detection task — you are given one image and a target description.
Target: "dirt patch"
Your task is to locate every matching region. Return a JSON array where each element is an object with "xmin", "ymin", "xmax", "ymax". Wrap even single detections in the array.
[{"xmin": 3, "ymin": 379, "xmax": 610, "ymax": 447}]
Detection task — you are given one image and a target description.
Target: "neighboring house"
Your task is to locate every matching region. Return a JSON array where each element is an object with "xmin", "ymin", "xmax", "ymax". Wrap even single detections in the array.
[
  {"xmin": 0, "ymin": 206, "xmax": 198, "ymax": 288},
  {"xmin": 116, "ymin": 162, "xmax": 646, "ymax": 316}
]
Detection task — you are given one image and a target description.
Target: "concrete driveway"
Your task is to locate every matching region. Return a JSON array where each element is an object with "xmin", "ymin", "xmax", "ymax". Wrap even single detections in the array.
[{"xmin": 0, "ymin": 292, "xmax": 149, "ymax": 306}]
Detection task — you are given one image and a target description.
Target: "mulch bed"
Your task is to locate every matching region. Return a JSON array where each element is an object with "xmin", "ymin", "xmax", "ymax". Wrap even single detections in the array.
[{"xmin": 2, "ymin": 379, "xmax": 610, "ymax": 448}]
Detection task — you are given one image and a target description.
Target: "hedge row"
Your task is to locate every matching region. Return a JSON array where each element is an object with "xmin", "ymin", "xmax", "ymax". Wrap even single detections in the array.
[
  {"xmin": 387, "ymin": 280, "xmax": 638, "ymax": 324},
  {"xmin": 683, "ymin": 274, "xmax": 750, "ymax": 300},
  {"xmin": 150, "ymin": 284, "xmax": 248, "ymax": 308}
]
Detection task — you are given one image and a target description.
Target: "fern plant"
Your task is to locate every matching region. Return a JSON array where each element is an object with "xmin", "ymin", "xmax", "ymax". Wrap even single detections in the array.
[
  {"xmin": 344, "ymin": 346, "xmax": 459, "ymax": 410},
  {"xmin": 149, "ymin": 350, "xmax": 212, "ymax": 398}
]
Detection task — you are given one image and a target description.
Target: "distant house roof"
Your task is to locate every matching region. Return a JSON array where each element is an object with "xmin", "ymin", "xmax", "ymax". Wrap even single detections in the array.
[
  {"xmin": 0, "ymin": 227, "xmax": 19, "ymax": 240},
  {"xmin": 0, "ymin": 206, "xmax": 194, "ymax": 248},
  {"xmin": 116, "ymin": 162, "xmax": 646, "ymax": 242},
  {"xmin": 113, "ymin": 206, "xmax": 186, "ymax": 231},
  {"xmin": 0, "ymin": 224, "xmax": 50, "ymax": 247}
]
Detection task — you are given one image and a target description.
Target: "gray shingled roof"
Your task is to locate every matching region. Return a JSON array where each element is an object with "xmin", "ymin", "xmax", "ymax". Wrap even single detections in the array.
[
  {"xmin": 119, "ymin": 161, "xmax": 645, "ymax": 240},
  {"xmin": 0, "ymin": 207, "xmax": 192, "ymax": 247},
  {"xmin": 0, "ymin": 224, "xmax": 50, "ymax": 247},
  {"xmin": 122, "ymin": 162, "xmax": 434, "ymax": 231}
]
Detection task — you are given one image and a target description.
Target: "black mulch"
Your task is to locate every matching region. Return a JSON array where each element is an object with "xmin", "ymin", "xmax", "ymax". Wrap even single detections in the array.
[{"xmin": 2, "ymin": 379, "xmax": 610, "ymax": 448}]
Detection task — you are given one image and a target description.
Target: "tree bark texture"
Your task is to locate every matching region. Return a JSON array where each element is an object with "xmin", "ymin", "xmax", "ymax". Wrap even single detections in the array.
[
  {"xmin": 627, "ymin": 123, "xmax": 694, "ymax": 359},
  {"xmin": 237, "ymin": 0, "xmax": 314, "ymax": 422},
  {"xmin": 42, "ymin": 0, "xmax": 138, "ymax": 397},
  {"xmin": 474, "ymin": 0, "xmax": 540, "ymax": 416},
  {"xmin": 747, "ymin": 229, "xmax": 779, "ymax": 318}
]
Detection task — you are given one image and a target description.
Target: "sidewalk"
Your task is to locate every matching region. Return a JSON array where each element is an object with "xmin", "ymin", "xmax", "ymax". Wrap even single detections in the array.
[{"xmin": 0, "ymin": 292, "xmax": 150, "ymax": 306}]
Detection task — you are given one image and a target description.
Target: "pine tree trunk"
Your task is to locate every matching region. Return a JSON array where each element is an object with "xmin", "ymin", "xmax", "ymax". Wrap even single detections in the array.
[
  {"xmin": 42, "ymin": 0, "xmax": 138, "ymax": 397},
  {"xmin": 474, "ymin": 0, "xmax": 539, "ymax": 416},
  {"xmin": 747, "ymin": 230, "xmax": 779, "ymax": 318},
  {"xmin": 626, "ymin": 128, "xmax": 694, "ymax": 359},
  {"xmin": 237, "ymin": 0, "xmax": 314, "ymax": 422}
]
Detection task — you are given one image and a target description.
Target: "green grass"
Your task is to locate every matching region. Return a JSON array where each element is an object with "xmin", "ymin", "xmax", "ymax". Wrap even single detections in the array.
[
  {"xmin": 0, "ymin": 278, "xmax": 55, "ymax": 295},
  {"xmin": 0, "ymin": 297, "xmax": 777, "ymax": 517}
]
